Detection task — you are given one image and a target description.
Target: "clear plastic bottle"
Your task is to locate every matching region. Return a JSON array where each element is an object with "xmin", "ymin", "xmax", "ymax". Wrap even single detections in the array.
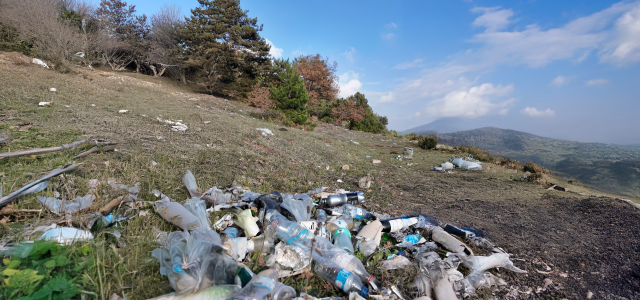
[
  {"xmin": 233, "ymin": 268, "xmax": 278, "ymax": 300},
  {"xmin": 334, "ymin": 204, "xmax": 371, "ymax": 220},
  {"xmin": 268, "ymin": 210, "xmax": 313, "ymax": 247},
  {"xmin": 314, "ymin": 260, "xmax": 369, "ymax": 297},
  {"xmin": 316, "ymin": 209, "xmax": 327, "ymax": 223},
  {"xmin": 313, "ymin": 238, "xmax": 376, "ymax": 289},
  {"xmin": 333, "ymin": 228, "xmax": 354, "ymax": 254}
]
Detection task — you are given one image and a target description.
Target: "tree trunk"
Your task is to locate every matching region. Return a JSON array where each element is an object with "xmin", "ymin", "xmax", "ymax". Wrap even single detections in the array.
[
  {"xmin": 149, "ymin": 65, "xmax": 157, "ymax": 77},
  {"xmin": 157, "ymin": 66, "xmax": 166, "ymax": 77}
]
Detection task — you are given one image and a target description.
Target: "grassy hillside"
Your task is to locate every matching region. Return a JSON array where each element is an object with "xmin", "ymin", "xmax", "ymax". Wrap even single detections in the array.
[
  {"xmin": 437, "ymin": 127, "xmax": 640, "ymax": 199},
  {"xmin": 1, "ymin": 52, "xmax": 639, "ymax": 299}
]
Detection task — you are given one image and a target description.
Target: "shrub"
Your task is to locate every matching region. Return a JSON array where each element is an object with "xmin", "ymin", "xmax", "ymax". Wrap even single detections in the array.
[
  {"xmin": 418, "ymin": 134, "xmax": 438, "ymax": 150},
  {"xmin": 246, "ymin": 82, "xmax": 274, "ymax": 111},
  {"xmin": 403, "ymin": 133, "xmax": 421, "ymax": 141},
  {"xmin": 269, "ymin": 59, "xmax": 310, "ymax": 125},
  {"xmin": 456, "ymin": 145, "xmax": 496, "ymax": 162}
]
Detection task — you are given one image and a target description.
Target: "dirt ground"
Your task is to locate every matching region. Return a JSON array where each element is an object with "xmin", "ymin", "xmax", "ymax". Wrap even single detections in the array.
[{"xmin": 1, "ymin": 52, "xmax": 639, "ymax": 299}]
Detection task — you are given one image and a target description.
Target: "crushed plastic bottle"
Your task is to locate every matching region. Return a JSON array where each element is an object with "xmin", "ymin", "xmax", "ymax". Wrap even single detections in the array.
[
  {"xmin": 235, "ymin": 209, "xmax": 260, "ymax": 238},
  {"xmin": 314, "ymin": 259, "xmax": 369, "ymax": 297},
  {"xmin": 430, "ymin": 226, "xmax": 473, "ymax": 257},
  {"xmin": 333, "ymin": 204, "xmax": 371, "ymax": 220},
  {"xmin": 316, "ymin": 209, "xmax": 327, "ymax": 223},
  {"xmin": 233, "ymin": 268, "xmax": 279, "ymax": 300},
  {"xmin": 268, "ymin": 210, "xmax": 313, "ymax": 248},
  {"xmin": 153, "ymin": 190, "xmax": 201, "ymax": 231},
  {"xmin": 319, "ymin": 192, "xmax": 365, "ymax": 207},
  {"xmin": 271, "ymin": 282, "xmax": 297, "ymax": 300},
  {"xmin": 461, "ymin": 250, "xmax": 526, "ymax": 274},
  {"xmin": 312, "ymin": 238, "xmax": 377, "ymax": 289},
  {"xmin": 185, "ymin": 197, "xmax": 210, "ymax": 229}
]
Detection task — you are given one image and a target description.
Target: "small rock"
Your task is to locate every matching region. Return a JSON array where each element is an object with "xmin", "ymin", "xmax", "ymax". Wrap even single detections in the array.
[
  {"xmin": 151, "ymin": 161, "xmax": 158, "ymax": 167},
  {"xmin": 337, "ymin": 179, "xmax": 343, "ymax": 183},
  {"xmin": 559, "ymin": 272, "xmax": 568, "ymax": 278},
  {"xmin": 64, "ymin": 105, "xmax": 70, "ymax": 108},
  {"xmin": 359, "ymin": 175, "xmax": 372, "ymax": 189},
  {"xmin": 91, "ymin": 104, "xmax": 96, "ymax": 107},
  {"xmin": 372, "ymin": 159, "xmax": 381, "ymax": 164},
  {"xmin": 587, "ymin": 291, "xmax": 593, "ymax": 299},
  {"xmin": 279, "ymin": 128, "xmax": 288, "ymax": 131},
  {"xmin": 256, "ymin": 128, "xmax": 273, "ymax": 136},
  {"xmin": 203, "ymin": 121, "xmax": 211, "ymax": 124},
  {"xmin": 38, "ymin": 102, "xmax": 51, "ymax": 107},
  {"xmin": 342, "ymin": 165, "xmax": 350, "ymax": 170},
  {"xmin": 350, "ymin": 140, "xmax": 359, "ymax": 145},
  {"xmin": 49, "ymin": 88, "xmax": 56, "ymax": 92},
  {"xmin": 118, "ymin": 109, "xmax": 129, "ymax": 114}
]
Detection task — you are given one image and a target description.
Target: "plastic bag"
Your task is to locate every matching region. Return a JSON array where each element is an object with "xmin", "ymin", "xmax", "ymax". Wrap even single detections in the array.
[
  {"xmin": 147, "ymin": 285, "xmax": 241, "ymax": 300},
  {"xmin": 280, "ymin": 194, "xmax": 313, "ymax": 222},
  {"xmin": 183, "ymin": 170, "xmax": 200, "ymax": 199},
  {"xmin": 461, "ymin": 251, "xmax": 526, "ymax": 273},
  {"xmin": 39, "ymin": 227, "xmax": 93, "ymax": 245},
  {"xmin": 275, "ymin": 242, "xmax": 310, "ymax": 271},
  {"xmin": 185, "ymin": 198, "xmax": 210, "ymax": 229},
  {"xmin": 223, "ymin": 237, "xmax": 254, "ymax": 261},
  {"xmin": 379, "ymin": 256, "xmax": 412, "ymax": 270},
  {"xmin": 37, "ymin": 194, "xmax": 95, "ymax": 215}
]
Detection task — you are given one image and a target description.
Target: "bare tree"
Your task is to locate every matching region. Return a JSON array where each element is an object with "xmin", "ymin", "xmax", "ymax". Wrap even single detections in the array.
[
  {"xmin": 147, "ymin": 4, "xmax": 182, "ymax": 77},
  {"xmin": 0, "ymin": 0, "xmax": 84, "ymax": 65}
]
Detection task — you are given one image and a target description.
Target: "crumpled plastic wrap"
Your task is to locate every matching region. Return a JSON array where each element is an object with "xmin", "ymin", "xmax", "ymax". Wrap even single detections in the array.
[
  {"xmin": 280, "ymin": 194, "xmax": 313, "ymax": 222},
  {"xmin": 275, "ymin": 242, "xmax": 310, "ymax": 271},
  {"xmin": 37, "ymin": 194, "xmax": 95, "ymax": 215}
]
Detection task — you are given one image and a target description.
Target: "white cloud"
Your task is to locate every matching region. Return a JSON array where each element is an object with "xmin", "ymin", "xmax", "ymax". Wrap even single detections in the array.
[
  {"xmin": 551, "ymin": 75, "xmax": 568, "ymax": 86},
  {"xmin": 342, "ymin": 47, "xmax": 356, "ymax": 63},
  {"xmin": 414, "ymin": 112, "xmax": 421, "ymax": 117},
  {"xmin": 338, "ymin": 71, "xmax": 362, "ymax": 98},
  {"xmin": 521, "ymin": 107, "xmax": 555, "ymax": 117},
  {"xmin": 381, "ymin": 33, "xmax": 395, "ymax": 40},
  {"xmin": 385, "ymin": 23, "xmax": 398, "ymax": 29},
  {"xmin": 426, "ymin": 83, "xmax": 515, "ymax": 118},
  {"xmin": 393, "ymin": 59, "xmax": 424, "ymax": 69},
  {"xmin": 498, "ymin": 108, "xmax": 509, "ymax": 115},
  {"xmin": 600, "ymin": 4, "xmax": 640, "ymax": 64},
  {"xmin": 471, "ymin": 7, "xmax": 514, "ymax": 32},
  {"xmin": 586, "ymin": 78, "xmax": 610, "ymax": 85},
  {"xmin": 264, "ymin": 39, "xmax": 283, "ymax": 59},
  {"xmin": 471, "ymin": 1, "xmax": 639, "ymax": 67},
  {"xmin": 366, "ymin": 82, "xmax": 380, "ymax": 85}
]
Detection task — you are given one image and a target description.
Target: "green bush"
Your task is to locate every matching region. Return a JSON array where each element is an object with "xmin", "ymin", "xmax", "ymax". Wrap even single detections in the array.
[
  {"xmin": 418, "ymin": 134, "xmax": 438, "ymax": 150},
  {"xmin": 269, "ymin": 59, "xmax": 310, "ymax": 125},
  {"xmin": 349, "ymin": 112, "xmax": 387, "ymax": 134},
  {"xmin": 403, "ymin": 133, "xmax": 421, "ymax": 141}
]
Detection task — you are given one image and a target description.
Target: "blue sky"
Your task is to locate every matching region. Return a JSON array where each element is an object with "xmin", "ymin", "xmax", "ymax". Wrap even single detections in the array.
[{"xmin": 125, "ymin": 0, "xmax": 640, "ymax": 144}]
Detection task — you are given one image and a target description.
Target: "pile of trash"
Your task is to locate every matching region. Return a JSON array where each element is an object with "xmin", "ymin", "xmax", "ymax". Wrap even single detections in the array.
[
  {"xmin": 1, "ymin": 168, "xmax": 526, "ymax": 300},
  {"xmin": 433, "ymin": 156, "xmax": 483, "ymax": 172},
  {"xmin": 145, "ymin": 170, "xmax": 524, "ymax": 300}
]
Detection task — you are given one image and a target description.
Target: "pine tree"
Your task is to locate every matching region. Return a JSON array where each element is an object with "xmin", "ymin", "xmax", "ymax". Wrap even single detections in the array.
[
  {"xmin": 179, "ymin": 0, "xmax": 271, "ymax": 94},
  {"xmin": 270, "ymin": 59, "xmax": 309, "ymax": 124}
]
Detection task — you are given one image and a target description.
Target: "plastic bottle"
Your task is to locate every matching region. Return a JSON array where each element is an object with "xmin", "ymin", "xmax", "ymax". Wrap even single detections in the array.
[
  {"xmin": 236, "ymin": 265, "xmax": 256, "ymax": 287},
  {"xmin": 154, "ymin": 195, "xmax": 201, "ymax": 231},
  {"xmin": 268, "ymin": 210, "xmax": 313, "ymax": 247},
  {"xmin": 316, "ymin": 209, "xmax": 327, "ymax": 223},
  {"xmin": 314, "ymin": 260, "xmax": 369, "ymax": 297},
  {"xmin": 380, "ymin": 217, "xmax": 418, "ymax": 233},
  {"xmin": 233, "ymin": 268, "xmax": 279, "ymax": 300},
  {"xmin": 313, "ymin": 238, "xmax": 376, "ymax": 289},
  {"xmin": 325, "ymin": 216, "xmax": 354, "ymax": 234},
  {"xmin": 333, "ymin": 228, "xmax": 354, "ymax": 254},
  {"xmin": 334, "ymin": 204, "xmax": 371, "ymax": 220},
  {"xmin": 318, "ymin": 192, "xmax": 365, "ymax": 207},
  {"xmin": 271, "ymin": 282, "xmax": 297, "ymax": 300}
]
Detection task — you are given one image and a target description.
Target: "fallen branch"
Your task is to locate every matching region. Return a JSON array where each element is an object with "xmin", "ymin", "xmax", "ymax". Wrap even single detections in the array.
[
  {"xmin": 0, "ymin": 164, "xmax": 79, "ymax": 208},
  {"xmin": 0, "ymin": 207, "xmax": 43, "ymax": 215},
  {"xmin": 0, "ymin": 140, "xmax": 85, "ymax": 159},
  {"xmin": 75, "ymin": 146, "xmax": 98, "ymax": 158}
]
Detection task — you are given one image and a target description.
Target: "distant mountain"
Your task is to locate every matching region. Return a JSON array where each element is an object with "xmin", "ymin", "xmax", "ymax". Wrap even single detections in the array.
[
  {"xmin": 401, "ymin": 117, "xmax": 485, "ymax": 135},
  {"xmin": 437, "ymin": 127, "xmax": 640, "ymax": 199}
]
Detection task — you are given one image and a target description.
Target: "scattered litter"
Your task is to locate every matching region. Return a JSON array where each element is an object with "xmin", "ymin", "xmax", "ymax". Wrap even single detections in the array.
[
  {"xmin": 342, "ymin": 165, "xmax": 350, "ymax": 170},
  {"xmin": 39, "ymin": 227, "xmax": 93, "ymax": 245},
  {"xmin": 38, "ymin": 102, "xmax": 51, "ymax": 107},
  {"xmin": 403, "ymin": 147, "xmax": 413, "ymax": 159},
  {"xmin": 157, "ymin": 117, "xmax": 188, "ymax": 132},
  {"xmin": 118, "ymin": 109, "xmax": 129, "ymax": 114},
  {"xmin": 32, "ymin": 58, "xmax": 49, "ymax": 68},
  {"xmin": 256, "ymin": 128, "xmax": 274, "ymax": 136},
  {"xmin": 49, "ymin": 88, "xmax": 56, "ymax": 92},
  {"xmin": 0, "ymin": 164, "xmax": 79, "ymax": 207},
  {"xmin": 37, "ymin": 194, "xmax": 95, "ymax": 216},
  {"xmin": 380, "ymin": 256, "xmax": 412, "ymax": 270},
  {"xmin": 337, "ymin": 179, "xmax": 343, "ymax": 183},
  {"xmin": 451, "ymin": 156, "xmax": 483, "ymax": 171},
  {"xmin": 372, "ymin": 160, "xmax": 381, "ymax": 164}
]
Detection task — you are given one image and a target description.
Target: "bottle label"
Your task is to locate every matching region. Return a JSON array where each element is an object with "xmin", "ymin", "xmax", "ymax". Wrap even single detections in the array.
[
  {"xmin": 354, "ymin": 208, "xmax": 363, "ymax": 219},
  {"xmin": 335, "ymin": 268, "xmax": 351, "ymax": 290},
  {"xmin": 334, "ymin": 228, "xmax": 352, "ymax": 240}
]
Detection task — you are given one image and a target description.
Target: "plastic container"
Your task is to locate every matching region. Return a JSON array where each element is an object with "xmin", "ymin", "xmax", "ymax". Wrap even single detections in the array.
[
  {"xmin": 319, "ymin": 192, "xmax": 365, "ymax": 207},
  {"xmin": 271, "ymin": 283, "xmax": 296, "ymax": 300},
  {"xmin": 233, "ymin": 268, "xmax": 278, "ymax": 300},
  {"xmin": 380, "ymin": 217, "xmax": 418, "ymax": 233},
  {"xmin": 235, "ymin": 209, "xmax": 260, "ymax": 238},
  {"xmin": 333, "ymin": 228, "xmax": 354, "ymax": 254},
  {"xmin": 314, "ymin": 260, "xmax": 368, "ymax": 297},
  {"xmin": 316, "ymin": 209, "xmax": 327, "ymax": 223},
  {"xmin": 325, "ymin": 216, "xmax": 354, "ymax": 234},
  {"xmin": 313, "ymin": 238, "xmax": 376, "ymax": 288}
]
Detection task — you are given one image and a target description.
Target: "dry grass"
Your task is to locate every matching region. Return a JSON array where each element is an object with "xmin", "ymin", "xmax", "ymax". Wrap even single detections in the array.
[{"xmin": 0, "ymin": 52, "xmax": 611, "ymax": 299}]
